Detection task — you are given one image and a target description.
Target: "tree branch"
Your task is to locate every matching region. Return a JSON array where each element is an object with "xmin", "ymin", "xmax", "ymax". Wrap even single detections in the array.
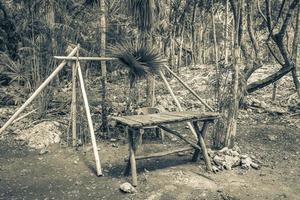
[
  {"xmin": 266, "ymin": 42, "xmax": 285, "ymax": 66},
  {"xmin": 277, "ymin": 0, "xmax": 299, "ymax": 38},
  {"xmin": 257, "ymin": 0, "xmax": 268, "ymax": 27},
  {"xmin": 246, "ymin": 64, "xmax": 295, "ymax": 93}
]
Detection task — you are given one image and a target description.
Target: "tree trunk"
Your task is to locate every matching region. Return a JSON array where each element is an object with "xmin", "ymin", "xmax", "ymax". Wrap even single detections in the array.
[
  {"xmin": 291, "ymin": 4, "xmax": 300, "ymax": 96},
  {"xmin": 224, "ymin": 0, "xmax": 243, "ymax": 148},
  {"xmin": 177, "ymin": 26, "xmax": 185, "ymax": 71},
  {"xmin": 99, "ymin": 0, "xmax": 108, "ymax": 134},
  {"xmin": 224, "ymin": 0, "xmax": 229, "ymax": 64}
]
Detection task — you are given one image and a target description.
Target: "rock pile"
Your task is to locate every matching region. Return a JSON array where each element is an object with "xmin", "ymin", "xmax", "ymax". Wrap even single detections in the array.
[
  {"xmin": 209, "ymin": 146, "xmax": 261, "ymax": 172},
  {"xmin": 15, "ymin": 121, "xmax": 62, "ymax": 149}
]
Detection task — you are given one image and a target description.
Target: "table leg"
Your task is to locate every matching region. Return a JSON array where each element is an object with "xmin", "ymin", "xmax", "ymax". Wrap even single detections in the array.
[
  {"xmin": 126, "ymin": 127, "xmax": 142, "ymax": 186},
  {"xmin": 192, "ymin": 121, "xmax": 209, "ymax": 161},
  {"xmin": 192, "ymin": 121, "xmax": 212, "ymax": 171}
]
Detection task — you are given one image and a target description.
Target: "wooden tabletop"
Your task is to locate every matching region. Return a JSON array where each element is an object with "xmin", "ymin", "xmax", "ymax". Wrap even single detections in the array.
[{"xmin": 111, "ymin": 111, "xmax": 219, "ymax": 128}]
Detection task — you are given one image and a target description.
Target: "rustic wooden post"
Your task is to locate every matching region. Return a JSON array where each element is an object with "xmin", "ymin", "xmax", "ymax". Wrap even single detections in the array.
[
  {"xmin": 0, "ymin": 46, "xmax": 78, "ymax": 135},
  {"xmin": 191, "ymin": 121, "xmax": 209, "ymax": 161},
  {"xmin": 192, "ymin": 121, "xmax": 212, "ymax": 171},
  {"xmin": 71, "ymin": 61, "xmax": 78, "ymax": 147},
  {"xmin": 126, "ymin": 127, "xmax": 138, "ymax": 186},
  {"xmin": 77, "ymin": 58, "xmax": 102, "ymax": 176}
]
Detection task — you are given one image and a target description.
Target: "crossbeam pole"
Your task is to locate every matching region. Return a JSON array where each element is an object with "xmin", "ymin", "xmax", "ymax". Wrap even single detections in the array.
[{"xmin": 54, "ymin": 56, "xmax": 117, "ymax": 61}]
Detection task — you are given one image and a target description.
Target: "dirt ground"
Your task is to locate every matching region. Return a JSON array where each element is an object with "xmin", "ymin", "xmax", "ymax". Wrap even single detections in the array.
[
  {"xmin": 1, "ymin": 65, "xmax": 300, "ymax": 199},
  {"xmin": 0, "ymin": 118, "xmax": 299, "ymax": 200}
]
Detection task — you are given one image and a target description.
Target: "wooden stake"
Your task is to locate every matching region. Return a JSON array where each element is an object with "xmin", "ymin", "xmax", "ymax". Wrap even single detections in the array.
[
  {"xmin": 127, "ymin": 127, "xmax": 138, "ymax": 186},
  {"xmin": 163, "ymin": 64, "xmax": 214, "ymax": 112},
  {"xmin": 158, "ymin": 70, "xmax": 198, "ymax": 139},
  {"xmin": 0, "ymin": 46, "xmax": 78, "ymax": 135},
  {"xmin": 192, "ymin": 122, "xmax": 212, "ymax": 171},
  {"xmin": 77, "ymin": 60, "xmax": 102, "ymax": 176},
  {"xmin": 71, "ymin": 62, "xmax": 78, "ymax": 147}
]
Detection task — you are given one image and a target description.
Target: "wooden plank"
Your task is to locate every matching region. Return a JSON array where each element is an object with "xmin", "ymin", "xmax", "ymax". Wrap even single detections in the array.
[
  {"xmin": 165, "ymin": 112, "xmax": 219, "ymax": 122},
  {"xmin": 123, "ymin": 113, "xmax": 179, "ymax": 125},
  {"xmin": 111, "ymin": 116, "xmax": 142, "ymax": 127},
  {"xmin": 124, "ymin": 147, "xmax": 194, "ymax": 161},
  {"xmin": 112, "ymin": 111, "xmax": 219, "ymax": 128}
]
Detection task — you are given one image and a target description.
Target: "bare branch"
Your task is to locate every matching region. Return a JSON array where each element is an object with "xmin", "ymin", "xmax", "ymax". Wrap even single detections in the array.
[
  {"xmin": 265, "ymin": 0, "xmax": 272, "ymax": 32},
  {"xmin": 266, "ymin": 42, "xmax": 285, "ymax": 66},
  {"xmin": 278, "ymin": 0, "xmax": 299, "ymax": 38},
  {"xmin": 257, "ymin": 0, "xmax": 268, "ymax": 26}
]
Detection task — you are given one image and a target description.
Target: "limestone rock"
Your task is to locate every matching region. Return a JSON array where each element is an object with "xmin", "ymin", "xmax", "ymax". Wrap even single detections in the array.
[{"xmin": 120, "ymin": 182, "xmax": 137, "ymax": 193}]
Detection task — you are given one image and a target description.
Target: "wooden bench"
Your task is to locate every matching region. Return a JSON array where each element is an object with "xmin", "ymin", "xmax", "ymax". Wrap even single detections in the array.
[{"xmin": 112, "ymin": 111, "xmax": 219, "ymax": 186}]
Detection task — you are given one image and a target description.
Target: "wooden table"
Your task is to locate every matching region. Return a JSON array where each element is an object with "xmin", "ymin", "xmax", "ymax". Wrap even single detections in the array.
[{"xmin": 112, "ymin": 111, "xmax": 219, "ymax": 186}]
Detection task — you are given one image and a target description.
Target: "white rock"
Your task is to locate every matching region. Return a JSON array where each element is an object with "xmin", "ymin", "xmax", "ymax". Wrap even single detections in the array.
[
  {"xmin": 120, "ymin": 182, "xmax": 137, "ymax": 193},
  {"xmin": 267, "ymin": 135, "xmax": 277, "ymax": 141},
  {"xmin": 241, "ymin": 157, "xmax": 252, "ymax": 169}
]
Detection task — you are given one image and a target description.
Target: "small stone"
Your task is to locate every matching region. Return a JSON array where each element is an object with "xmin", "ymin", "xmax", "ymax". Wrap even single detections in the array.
[
  {"xmin": 177, "ymin": 152, "xmax": 185, "ymax": 156},
  {"xmin": 120, "ymin": 182, "xmax": 137, "ymax": 193},
  {"xmin": 110, "ymin": 138, "xmax": 117, "ymax": 142},
  {"xmin": 112, "ymin": 143, "xmax": 118, "ymax": 148},
  {"xmin": 213, "ymin": 155, "xmax": 224, "ymax": 166},
  {"xmin": 231, "ymin": 151, "xmax": 239, "ymax": 157},
  {"xmin": 219, "ymin": 147, "xmax": 228, "ymax": 153},
  {"xmin": 250, "ymin": 162, "xmax": 260, "ymax": 170},
  {"xmin": 241, "ymin": 157, "xmax": 252, "ymax": 169},
  {"xmin": 267, "ymin": 135, "xmax": 277, "ymax": 141},
  {"xmin": 212, "ymin": 165, "xmax": 219, "ymax": 173},
  {"xmin": 39, "ymin": 148, "xmax": 48, "ymax": 155}
]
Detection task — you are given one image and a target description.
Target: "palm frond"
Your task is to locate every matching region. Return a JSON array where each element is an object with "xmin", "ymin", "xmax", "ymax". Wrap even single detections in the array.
[{"xmin": 110, "ymin": 41, "xmax": 164, "ymax": 87}]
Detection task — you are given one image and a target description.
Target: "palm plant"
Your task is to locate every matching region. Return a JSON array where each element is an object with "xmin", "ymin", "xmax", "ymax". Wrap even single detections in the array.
[
  {"xmin": 0, "ymin": 52, "xmax": 31, "ymax": 88},
  {"xmin": 110, "ymin": 42, "xmax": 164, "ymax": 88}
]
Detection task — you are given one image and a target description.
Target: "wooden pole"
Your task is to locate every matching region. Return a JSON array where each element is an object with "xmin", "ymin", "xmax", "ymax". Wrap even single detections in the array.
[
  {"xmin": 158, "ymin": 125, "xmax": 202, "ymax": 150},
  {"xmin": 159, "ymin": 70, "xmax": 198, "ymax": 139},
  {"xmin": 192, "ymin": 121, "xmax": 212, "ymax": 171},
  {"xmin": 71, "ymin": 50, "xmax": 79, "ymax": 146},
  {"xmin": 54, "ymin": 56, "xmax": 117, "ymax": 61},
  {"xmin": 77, "ymin": 60, "xmax": 102, "ymax": 176},
  {"xmin": 151, "ymin": 77, "xmax": 155, "ymax": 107},
  {"xmin": 0, "ymin": 47, "xmax": 78, "ymax": 135},
  {"xmin": 127, "ymin": 127, "xmax": 138, "ymax": 186},
  {"xmin": 124, "ymin": 147, "xmax": 193, "ymax": 161},
  {"xmin": 163, "ymin": 64, "xmax": 214, "ymax": 112}
]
